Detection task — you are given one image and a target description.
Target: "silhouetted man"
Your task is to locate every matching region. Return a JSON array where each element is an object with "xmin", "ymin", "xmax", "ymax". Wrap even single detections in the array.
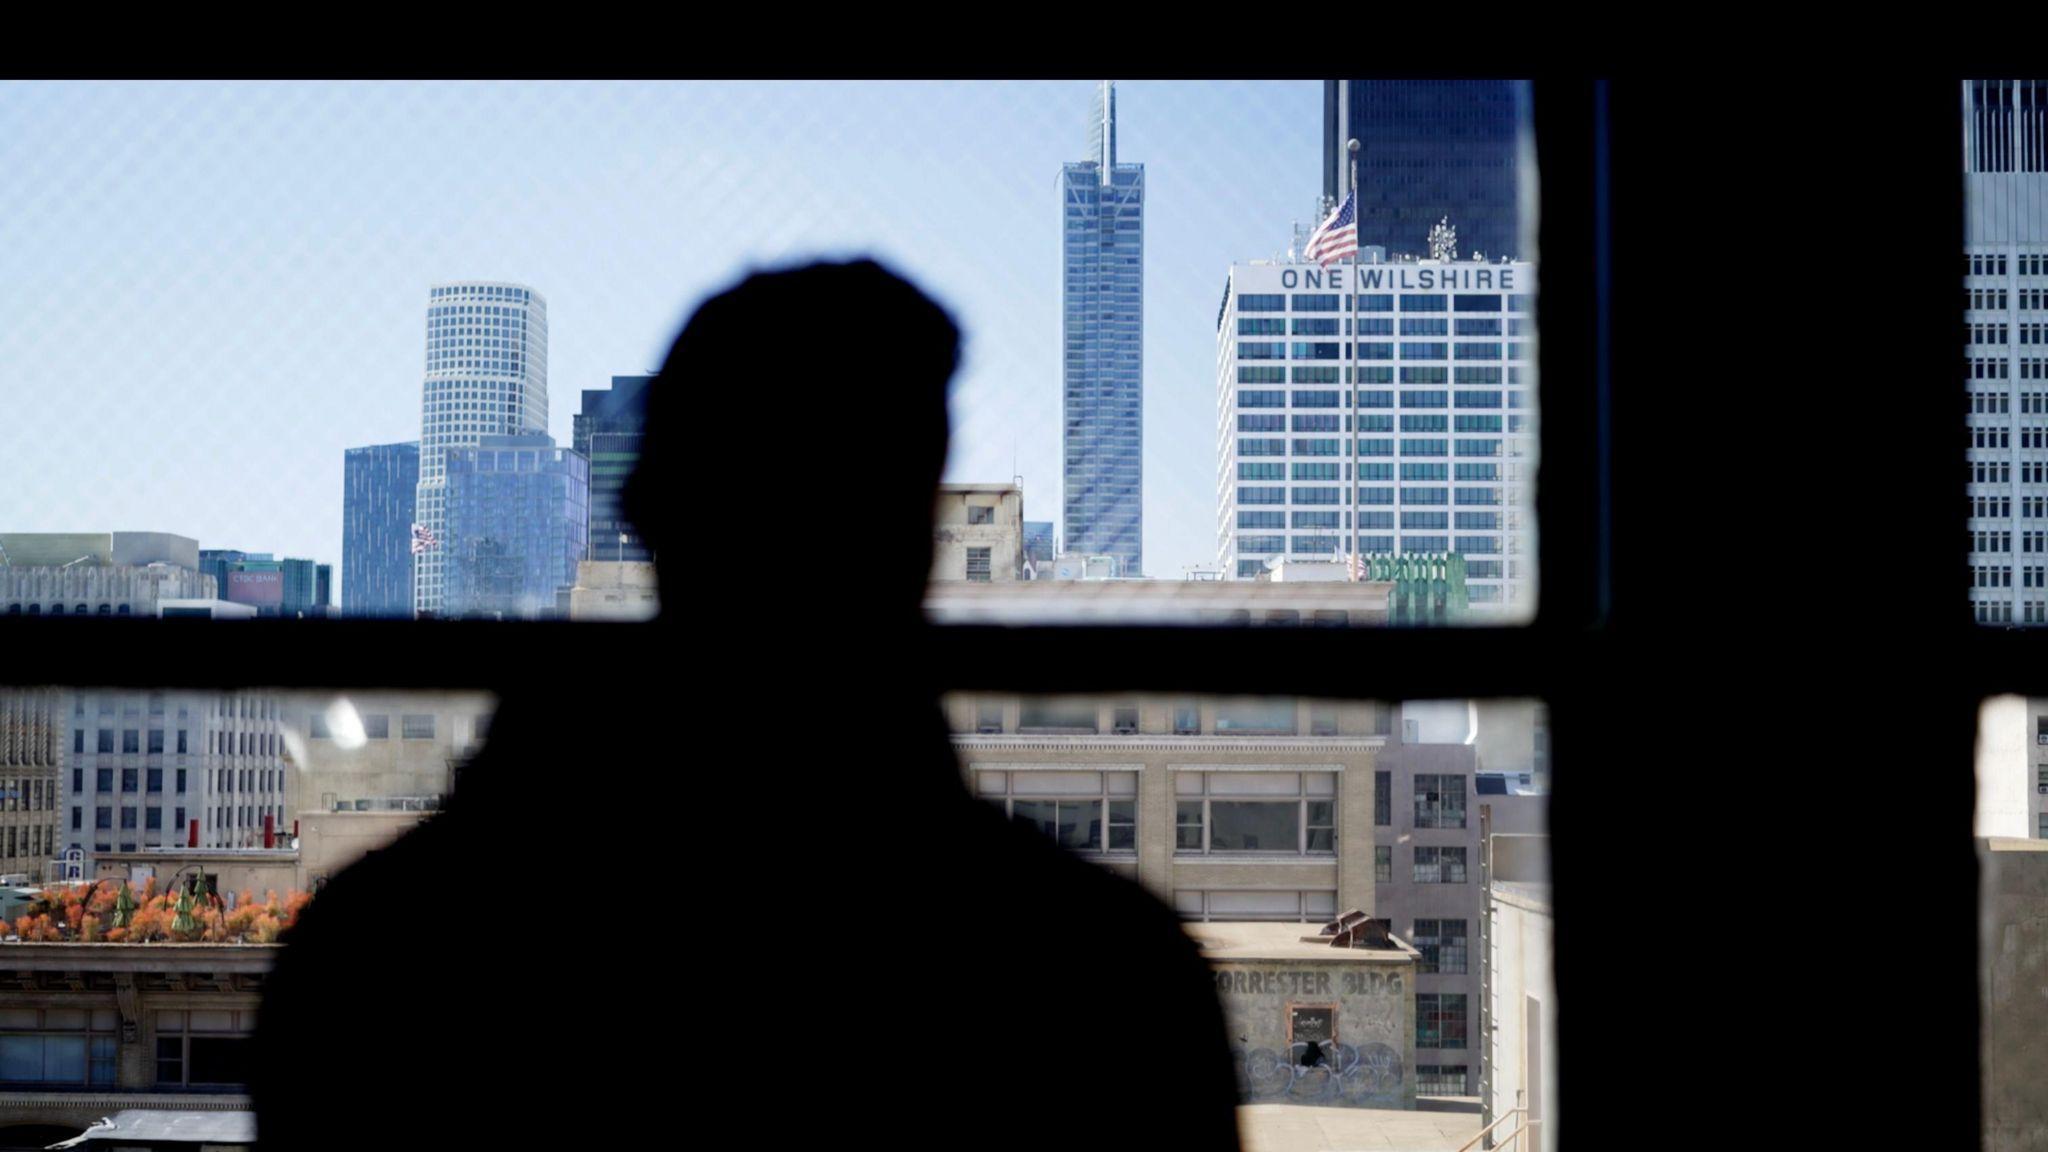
[{"xmin": 253, "ymin": 260, "xmax": 1242, "ymax": 1149}]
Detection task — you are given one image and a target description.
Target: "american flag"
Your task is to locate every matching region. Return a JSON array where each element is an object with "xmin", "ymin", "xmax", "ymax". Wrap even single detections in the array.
[
  {"xmin": 1303, "ymin": 190, "xmax": 1358, "ymax": 267},
  {"xmin": 410, "ymin": 522, "xmax": 439, "ymax": 556}
]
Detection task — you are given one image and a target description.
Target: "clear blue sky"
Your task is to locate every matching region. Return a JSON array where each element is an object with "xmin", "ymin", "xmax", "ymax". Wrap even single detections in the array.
[{"xmin": 0, "ymin": 80, "xmax": 1323, "ymax": 581}]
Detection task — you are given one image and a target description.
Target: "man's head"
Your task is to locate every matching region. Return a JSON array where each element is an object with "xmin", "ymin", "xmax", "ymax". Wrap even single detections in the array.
[{"xmin": 621, "ymin": 260, "xmax": 961, "ymax": 614}]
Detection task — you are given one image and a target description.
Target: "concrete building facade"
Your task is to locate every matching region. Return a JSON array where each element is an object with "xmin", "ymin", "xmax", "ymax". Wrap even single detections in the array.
[
  {"xmin": 0, "ymin": 689, "xmax": 63, "ymax": 882},
  {"xmin": 947, "ymin": 693, "xmax": 1544, "ymax": 1099},
  {"xmin": 1974, "ymin": 695, "xmax": 2048, "ymax": 838},
  {"xmin": 946, "ymin": 695, "xmax": 1385, "ymax": 925},
  {"xmin": 1, "ymin": 535, "xmax": 213, "ymax": 619},
  {"xmin": 1481, "ymin": 831, "xmax": 1554, "ymax": 1152},
  {"xmin": 278, "ymin": 691, "xmax": 494, "ymax": 817},
  {"xmin": 931, "ymin": 484, "xmax": 1026, "ymax": 583},
  {"xmin": 1190, "ymin": 920, "xmax": 1419, "ymax": 1110},
  {"xmin": 61, "ymin": 693, "xmax": 290, "ymax": 878},
  {"xmin": 566, "ymin": 561, "xmax": 658, "ymax": 621},
  {"xmin": 0, "ymin": 943, "xmax": 268, "ymax": 1144}
]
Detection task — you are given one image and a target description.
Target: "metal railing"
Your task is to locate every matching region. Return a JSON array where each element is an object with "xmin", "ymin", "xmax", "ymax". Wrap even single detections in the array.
[{"xmin": 1458, "ymin": 1090, "xmax": 1542, "ymax": 1152}]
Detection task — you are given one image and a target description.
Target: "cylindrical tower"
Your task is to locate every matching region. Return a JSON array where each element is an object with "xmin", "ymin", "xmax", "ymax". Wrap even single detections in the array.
[{"xmin": 414, "ymin": 281, "xmax": 549, "ymax": 617}]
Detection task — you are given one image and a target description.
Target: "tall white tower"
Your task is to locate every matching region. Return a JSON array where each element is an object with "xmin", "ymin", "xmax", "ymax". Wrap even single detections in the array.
[{"xmin": 414, "ymin": 281, "xmax": 549, "ymax": 617}]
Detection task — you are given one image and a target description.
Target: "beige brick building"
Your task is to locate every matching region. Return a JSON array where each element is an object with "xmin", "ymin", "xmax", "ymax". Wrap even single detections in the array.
[{"xmin": 0, "ymin": 689, "xmax": 62, "ymax": 881}]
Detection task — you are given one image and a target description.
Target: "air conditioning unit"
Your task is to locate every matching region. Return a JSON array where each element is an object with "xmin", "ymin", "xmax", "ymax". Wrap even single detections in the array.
[{"xmin": 976, "ymin": 724, "xmax": 1003, "ymax": 735}]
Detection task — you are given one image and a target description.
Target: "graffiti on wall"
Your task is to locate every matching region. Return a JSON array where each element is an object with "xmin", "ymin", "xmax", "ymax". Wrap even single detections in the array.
[{"xmin": 1230, "ymin": 1041, "xmax": 1405, "ymax": 1104}]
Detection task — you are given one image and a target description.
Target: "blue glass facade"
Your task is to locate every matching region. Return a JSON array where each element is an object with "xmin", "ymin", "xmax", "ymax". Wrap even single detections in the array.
[
  {"xmin": 442, "ymin": 434, "xmax": 588, "ymax": 620},
  {"xmin": 572, "ymin": 375, "xmax": 653, "ymax": 563},
  {"xmin": 1062, "ymin": 80, "xmax": 1144, "ymax": 575},
  {"xmin": 1322, "ymin": 80, "xmax": 1527, "ymax": 261},
  {"xmin": 342, "ymin": 441, "xmax": 419, "ymax": 617}
]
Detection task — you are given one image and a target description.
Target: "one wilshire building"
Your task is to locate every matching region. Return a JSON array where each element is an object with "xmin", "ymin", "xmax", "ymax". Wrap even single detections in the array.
[
  {"xmin": 1965, "ymin": 81, "xmax": 2048, "ymax": 625},
  {"xmin": 1061, "ymin": 80, "xmax": 1144, "ymax": 576},
  {"xmin": 1322, "ymin": 80, "xmax": 1528, "ymax": 260},
  {"xmin": 415, "ymin": 282, "xmax": 548, "ymax": 617}
]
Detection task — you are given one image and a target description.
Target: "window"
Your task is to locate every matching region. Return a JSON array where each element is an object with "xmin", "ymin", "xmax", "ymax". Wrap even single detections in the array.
[
  {"xmin": 1413, "ymin": 774, "xmax": 1468, "ymax": 829},
  {"xmin": 1416, "ymin": 994, "xmax": 1468, "ymax": 1049},
  {"xmin": 0, "ymin": 1009, "xmax": 120, "ymax": 1086},
  {"xmin": 965, "ymin": 547, "xmax": 992, "ymax": 582},
  {"xmin": 1416, "ymin": 1065, "xmax": 1468, "ymax": 1095},
  {"xmin": 1374, "ymin": 770, "xmax": 1391, "ymax": 826},
  {"xmin": 976, "ymin": 770, "xmax": 1136, "ymax": 853},
  {"xmin": 1413, "ymin": 846, "xmax": 1467, "ymax": 883},
  {"xmin": 155, "ymin": 1010, "xmax": 255, "ymax": 1088},
  {"xmin": 966, "ymin": 505, "xmax": 995, "ymax": 525},
  {"xmin": 362, "ymin": 713, "xmax": 390, "ymax": 739},
  {"xmin": 1375, "ymin": 845, "xmax": 1393, "ymax": 883},
  {"xmin": 401, "ymin": 714, "xmax": 435, "ymax": 739},
  {"xmin": 1174, "ymin": 771, "xmax": 1335, "ymax": 855},
  {"xmin": 1413, "ymin": 919, "xmax": 1468, "ymax": 975},
  {"xmin": 1173, "ymin": 889, "xmax": 1335, "ymax": 923}
]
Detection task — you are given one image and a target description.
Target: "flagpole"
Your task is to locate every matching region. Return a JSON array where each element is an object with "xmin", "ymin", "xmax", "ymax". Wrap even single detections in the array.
[{"xmin": 1347, "ymin": 138, "xmax": 1360, "ymax": 581}]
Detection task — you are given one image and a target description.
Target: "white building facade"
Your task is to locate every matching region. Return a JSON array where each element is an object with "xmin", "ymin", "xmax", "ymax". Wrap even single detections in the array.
[
  {"xmin": 61, "ymin": 691, "xmax": 292, "ymax": 876},
  {"xmin": 1215, "ymin": 259, "xmax": 1534, "ymax": 616},
  {"xmin": 415, "ymin": 281, "xmax": 549, "ymax": 617}
]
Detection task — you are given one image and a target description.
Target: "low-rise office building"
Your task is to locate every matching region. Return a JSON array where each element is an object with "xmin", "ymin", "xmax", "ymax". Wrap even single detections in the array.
[
  {"xmin": 279, "ymin": 691, "xmax": 493, "ymax": 817},
  {"xmin": 946, "ymin": 695, "xmax": 1385, "ymax": 924},
  {"xmin": 932, "ymin": 483, "xmax": 1027, "ymax": 583},
  {"xmin": 946, "ymin": 693, "xmax": 1544, "ymax": 1098},
  {"xmin": 1192, "ymin": 919, "xmax": 1420, "ymax": 1110},
  {"xmin": 1, "ymin": 534, "xmax": 213, "ymax": 618},
  {"xmin": 0, "ymin": 943, "xmax": 269, "ymax": 1143}
]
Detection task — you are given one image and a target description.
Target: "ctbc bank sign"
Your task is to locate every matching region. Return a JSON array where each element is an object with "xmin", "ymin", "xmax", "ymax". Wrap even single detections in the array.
[
  {"xmin": 1276, "ymin": 264, "xmax": 1524, "ymax": 292},
  {"xmin": 227, "ymin": 569, "xmax": 284, "ymax": 608}
]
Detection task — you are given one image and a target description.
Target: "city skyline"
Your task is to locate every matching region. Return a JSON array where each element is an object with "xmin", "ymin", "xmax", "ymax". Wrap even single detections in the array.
[{"xmin": 0, "ymin": 80, "xmax": 1325, "ymax": 584}]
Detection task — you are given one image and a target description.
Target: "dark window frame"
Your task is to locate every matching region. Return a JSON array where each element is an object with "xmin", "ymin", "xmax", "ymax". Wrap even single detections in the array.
[{"xmin": 0, "ymin": 77, "xmax": 1996, "ymax": 1146}]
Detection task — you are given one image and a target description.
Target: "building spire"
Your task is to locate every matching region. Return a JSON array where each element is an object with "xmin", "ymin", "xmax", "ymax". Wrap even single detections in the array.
[{"xmin": 1090, "ymin": 80, "xmax": 1116, "ymax": 180}]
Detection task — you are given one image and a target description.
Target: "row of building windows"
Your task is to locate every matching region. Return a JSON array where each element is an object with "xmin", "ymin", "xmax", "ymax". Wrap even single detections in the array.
[
  {"xmin": 1, "ymin": 824, "xmax": 53, "ymax": 860},
  {"xmin": 1236, "ymin": 293, "xmax": 1531, "ymax": 314}
]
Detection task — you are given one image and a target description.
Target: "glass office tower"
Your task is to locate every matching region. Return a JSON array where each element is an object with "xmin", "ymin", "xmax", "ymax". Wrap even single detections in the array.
[
  {"xmin": 1061, "ymin": 80, "xmax": 1145, "ymax": 576},
  {"xmin": 442, "ymin": 434, "xmax": 588, "ymax": 620},
  {"xmin": 1322, "ymin": 80, "xmax": 1528, "ymax": 261},
  {"xmin": 343, "ymin": 442, "xmax": 419, "ymax": 618},
  {"xmin": 572, "ymin": 375, "xmax": 653, "ymax": 563},
  {"xmin": 416, "ymin": 282, "xmax": 549, "ymax": 617}
]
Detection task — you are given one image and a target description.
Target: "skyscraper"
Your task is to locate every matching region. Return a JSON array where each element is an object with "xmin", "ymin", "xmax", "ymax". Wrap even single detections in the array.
[
  {"xmin": 1965, "ymin": 80, "xmax": 2048, "ymax": 625},
  {"xmin": 1215, "ymin": 256, "xmax": 1534, "ymax": 615},
  {"xmin": 1061, "ymin": 80, "xmax": 1145, "ymax": 576},
  {"xmin": 573, "ymin": 375, "xmax": 653, "ymax": 563},
  {"xmin": 442, "ymin": 434, "xmax": 588, "ymax": 620},
  {"xmin": 342, "ymin": 441, "xmax": 419, "ymax": 618},
  {"xmin": 1322, "ymin": 81, "xmax": 1528, "ymax": 261},
  {"xmin": 415, "ymin": 282, "xmax": 549, "ymax": 617}
]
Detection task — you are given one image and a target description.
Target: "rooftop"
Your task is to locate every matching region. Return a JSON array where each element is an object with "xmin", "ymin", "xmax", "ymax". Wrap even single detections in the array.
[
  {"xmin": 1186, "ymin": 921, "xmax": 1419, "ymax": 964},
  {"xmin": 52, "ymin": 1109, "xmax": 255, "ymax": 1148},
  {"xmin": 926, "ymin": 579, "xmax": 1392, "ymax": 626}
]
